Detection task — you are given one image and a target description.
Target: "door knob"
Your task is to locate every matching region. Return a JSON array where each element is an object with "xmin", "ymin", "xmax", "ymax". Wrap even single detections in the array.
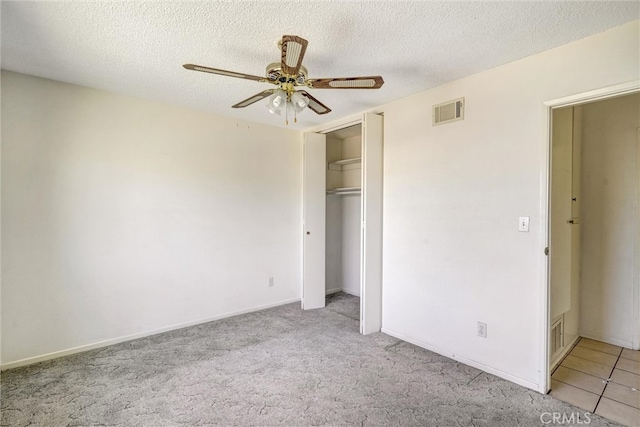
[{"xmin": 306, "ymin": 231, "xmax": 310, "ymax": 235}]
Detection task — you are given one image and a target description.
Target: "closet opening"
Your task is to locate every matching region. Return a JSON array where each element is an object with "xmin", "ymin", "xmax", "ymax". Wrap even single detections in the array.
[
  {"xmin": 325, "ymin": 124, "xmax": 362, "ymax": 323},
  {"xmin": 302, "ymin": 112, "xmax": 382, "ymax": 333}
]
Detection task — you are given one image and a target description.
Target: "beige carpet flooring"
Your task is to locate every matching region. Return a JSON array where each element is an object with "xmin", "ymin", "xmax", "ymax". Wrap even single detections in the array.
[{"xmin": 1, "ymin": 293, "xmax": 621, "ymax": 426}]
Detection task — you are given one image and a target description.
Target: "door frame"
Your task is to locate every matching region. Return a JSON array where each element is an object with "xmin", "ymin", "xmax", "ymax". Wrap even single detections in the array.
[
  {"xmin": 539, "ymin": 80, "xmax": 640, "ymax": 393},
  {"xmin": 360, "ymin": 113, "xmax": 384, "ymax": 334}
]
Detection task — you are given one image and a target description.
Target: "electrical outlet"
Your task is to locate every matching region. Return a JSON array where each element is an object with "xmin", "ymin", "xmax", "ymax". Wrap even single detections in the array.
[
  {"xmin": 268, "ymin": 277, "xmax": 274, "ymax": 287},
  {"xmin": 477, "ymin": 322, "xmax": 487, "ymax": 338}
]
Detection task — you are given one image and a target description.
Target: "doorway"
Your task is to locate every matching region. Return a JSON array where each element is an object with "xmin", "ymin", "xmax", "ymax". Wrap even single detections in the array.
[
  {"xmin": 325, "ymin": 124, "xmax": 363, "ymax": 298},
  {"xmin": 325, "ymin": 124, "xmax": 364, "ymax": 325},
  {"xmin": 302, "ymin": 113, "xmax": 383, "ymax": 334},
  {"xmin": 546, "ymin": 90, "xmax": 640, "ymax": 408},
  {"xmin": 545, "ymin": 90, "xmax": 640, "ymax": 424}
]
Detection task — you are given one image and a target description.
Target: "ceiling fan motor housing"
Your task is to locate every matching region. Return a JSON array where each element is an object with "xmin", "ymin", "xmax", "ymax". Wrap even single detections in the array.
[{"xmin": 266, "ymin": 63, "xmax": 308, "ymax": 87}]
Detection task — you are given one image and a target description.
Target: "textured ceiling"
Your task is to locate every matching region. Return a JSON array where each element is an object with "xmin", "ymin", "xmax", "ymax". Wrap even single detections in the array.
[{"xmin": 2, "ymin": 1, "xmax": 638, "ymax": 130}]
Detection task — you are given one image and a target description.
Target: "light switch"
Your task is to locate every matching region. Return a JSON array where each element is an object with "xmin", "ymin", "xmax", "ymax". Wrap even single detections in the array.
[{"xmin": 518, "ymin": 216, "xmax": 530, "ymax": 232}]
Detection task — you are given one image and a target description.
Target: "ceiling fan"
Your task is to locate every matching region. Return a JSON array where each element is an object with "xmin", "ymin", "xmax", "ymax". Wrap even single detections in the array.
[{"xmin": 183, "ymin": 35, "xmax": 384, "ymax": 124}]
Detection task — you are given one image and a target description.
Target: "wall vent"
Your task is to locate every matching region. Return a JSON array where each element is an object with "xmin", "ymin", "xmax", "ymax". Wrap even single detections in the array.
[
  {"xmin": 550, "ymin": 317, "xmax": 564, "ymax": 359},
  {"xmin": 433, "ymin": 97, "xmax": 464, "ymax": 126}
]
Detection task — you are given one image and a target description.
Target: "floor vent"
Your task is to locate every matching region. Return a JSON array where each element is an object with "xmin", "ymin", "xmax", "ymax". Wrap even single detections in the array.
[
  {"xmin": 433, "ymin": 97, "xmax": 464, "ymax": 126},
  {"xmin": 550, "ymin": 317, "xmax": 564, "ymax": 359}
]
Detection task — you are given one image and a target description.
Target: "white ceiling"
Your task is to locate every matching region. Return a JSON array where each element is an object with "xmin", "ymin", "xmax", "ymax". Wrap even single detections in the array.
[{"xmin": 2, "ymin": 1, "xmax": 638, "ymax": 130}]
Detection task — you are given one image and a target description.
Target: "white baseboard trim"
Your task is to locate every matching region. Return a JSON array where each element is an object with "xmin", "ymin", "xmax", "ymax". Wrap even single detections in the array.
[
  {"xmin": 578, "ymin": 331, "xmax": 633, "ymax": 349},
  {"xmin": 325, "ymin": 288, "xmax": 361, "ymax": 297},
  {"xmin": 1, "ymin": 297, "xmax": 300, "ymax": 371},
  {"xmin": 341, "ymin": 288, "xmax": 360, "ymax": 297},
  {"xmin": 381, "ymin": 327, "xmax": 539, "ymax": 392},
  {"xmin": 550, "ymin": 335, "xmax": 580, "ymax": 372}
]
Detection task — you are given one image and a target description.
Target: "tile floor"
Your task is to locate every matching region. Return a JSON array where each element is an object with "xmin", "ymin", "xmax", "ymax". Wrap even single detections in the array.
[{"xmin": 550, "ymin": 337, "xmax": 640, "ymax": 426}]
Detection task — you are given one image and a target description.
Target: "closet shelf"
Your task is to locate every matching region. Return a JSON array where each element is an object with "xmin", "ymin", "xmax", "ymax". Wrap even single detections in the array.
[
  {"xmin": 328, "ymin": 157, "xmax": 361, "ymax": 171},
  {"xmin": 327, "ymin": 187, "xmax": 361, "ymax": 196}
]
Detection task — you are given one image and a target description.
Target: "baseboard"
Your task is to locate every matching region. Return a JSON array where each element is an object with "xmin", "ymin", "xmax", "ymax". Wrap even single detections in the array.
[
  {"xmin": 381, "ymin": 327, "xmax": 539, "ymax": 392},
  {"xmin": 550, "ymin": 335, "xmax": 580, "ymax": 372},
  {"xmin": 325, "ymin": 288, "xmax": 360, "ymax": 297},
  {"xmin": 578, "ymin": 331, "xmax": 634, "ymax": 349},
  {"xmin": 341, "ymin": 288, "xmax": 360, "ymax": 297},
  {"xmin": 1, "ymin": 297, "xmax": 300, "ymax": 371}
]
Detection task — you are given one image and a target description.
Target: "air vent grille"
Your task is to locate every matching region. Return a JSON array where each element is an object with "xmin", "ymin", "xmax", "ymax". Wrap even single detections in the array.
[
  {"xmin": 550, "ymin": 317, "xmax": 564, "ymax": 359},
  {"xmin": 433, "ymin": 97, "xmax": 464, "ymax": 126}
]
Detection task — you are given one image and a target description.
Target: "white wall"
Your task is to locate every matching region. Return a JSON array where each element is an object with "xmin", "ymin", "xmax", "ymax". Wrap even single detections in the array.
[
  {"xmin": 579, "ymin": 93, "xmax": 640, "ymax": 348},
  {"xmin": 380, "ymin": 20, "xmax": 639, "ymax": 391},
  {"xmin": 341, "ymin": 135, "xmax": 362, "ymax": 296},
  {"xmin": 1, "ymin": 71, "xmax": 302, "ymax": 367},
  {"xmin": 325, "ymin": 136, "xmax": 343, "ymax": 294},
  {"xmin": 341, "ymin": 195, "xmax": 361, "ymax": 296}
]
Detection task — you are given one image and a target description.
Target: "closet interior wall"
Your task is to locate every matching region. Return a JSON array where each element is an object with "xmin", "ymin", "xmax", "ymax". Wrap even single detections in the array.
[{"xmin": 325, "ymin": 127, "xmax": 362, "ymax": 297}]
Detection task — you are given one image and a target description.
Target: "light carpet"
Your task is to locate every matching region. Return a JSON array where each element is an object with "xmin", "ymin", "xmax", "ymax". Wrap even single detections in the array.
[{"xmin": 1, "ymin": 293, "xmax": 620, "ymax": 426}]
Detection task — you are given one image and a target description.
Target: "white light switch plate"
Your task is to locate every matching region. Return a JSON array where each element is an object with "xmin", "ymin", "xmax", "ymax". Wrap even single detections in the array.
[{"xmin": 518, "ymin": 216, "xmax": 530, "ymax": 232}]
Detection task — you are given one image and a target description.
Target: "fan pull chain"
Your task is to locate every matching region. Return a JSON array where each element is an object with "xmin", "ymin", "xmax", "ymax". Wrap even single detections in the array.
[{"xmin": 285, "ymin": 100, "xmax": 289, "ymax": 126}]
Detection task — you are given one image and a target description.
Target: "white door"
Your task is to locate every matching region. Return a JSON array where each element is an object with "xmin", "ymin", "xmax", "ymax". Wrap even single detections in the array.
[
  {"xmin": 302, "ymin": 132, "xmax": 326, "ymax": 310},
  {"xmin": 550, "ymin": 107, "xmax": 573, "ymax": 319},
  {"xmin": 360, "ymin": 113, "xmax": 384, "ymax": 334}
]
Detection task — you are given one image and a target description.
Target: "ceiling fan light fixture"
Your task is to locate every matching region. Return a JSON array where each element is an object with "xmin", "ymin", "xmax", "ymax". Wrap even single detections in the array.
[
  {"xmin": 270, "ymin": 89, "xmax": 286, "ymax": 108},
  {"xmin": 266, "ymin": 103, "xmax": 282, "ymax": 115},
  {"xmin": 267, "ymin": 90, "xmax": 287, "ymax": 115},
  {"xmin": 291, "ymin": 91, "xmax": 309, "ymax": 110},
  {"xmin": 289, "ymin": 101, "xmax": 303, "ymax": 115},
  {"xmin": 184, "ymin": 34, "xmax": 383, "ymax": 123}
]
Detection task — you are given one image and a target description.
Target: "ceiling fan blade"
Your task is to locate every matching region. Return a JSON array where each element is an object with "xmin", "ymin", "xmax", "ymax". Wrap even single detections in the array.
[
  {"xmin": 280, "ymin": 35, "xmax": 308, "ymax": 76},
  {"xmin": 232, "ymin": 90, "xmax": 273, "ymax": 108},
  {"xmin": 183, "ymin": 64, "xmax": 266, "ymax": 82},
  {"xmin": 308, "ymin": 76, "xmax": 384, "ymax": 89},
  {"xmin": 298, "ymin": 91, "xmax": 331, "ymax": 115}
]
